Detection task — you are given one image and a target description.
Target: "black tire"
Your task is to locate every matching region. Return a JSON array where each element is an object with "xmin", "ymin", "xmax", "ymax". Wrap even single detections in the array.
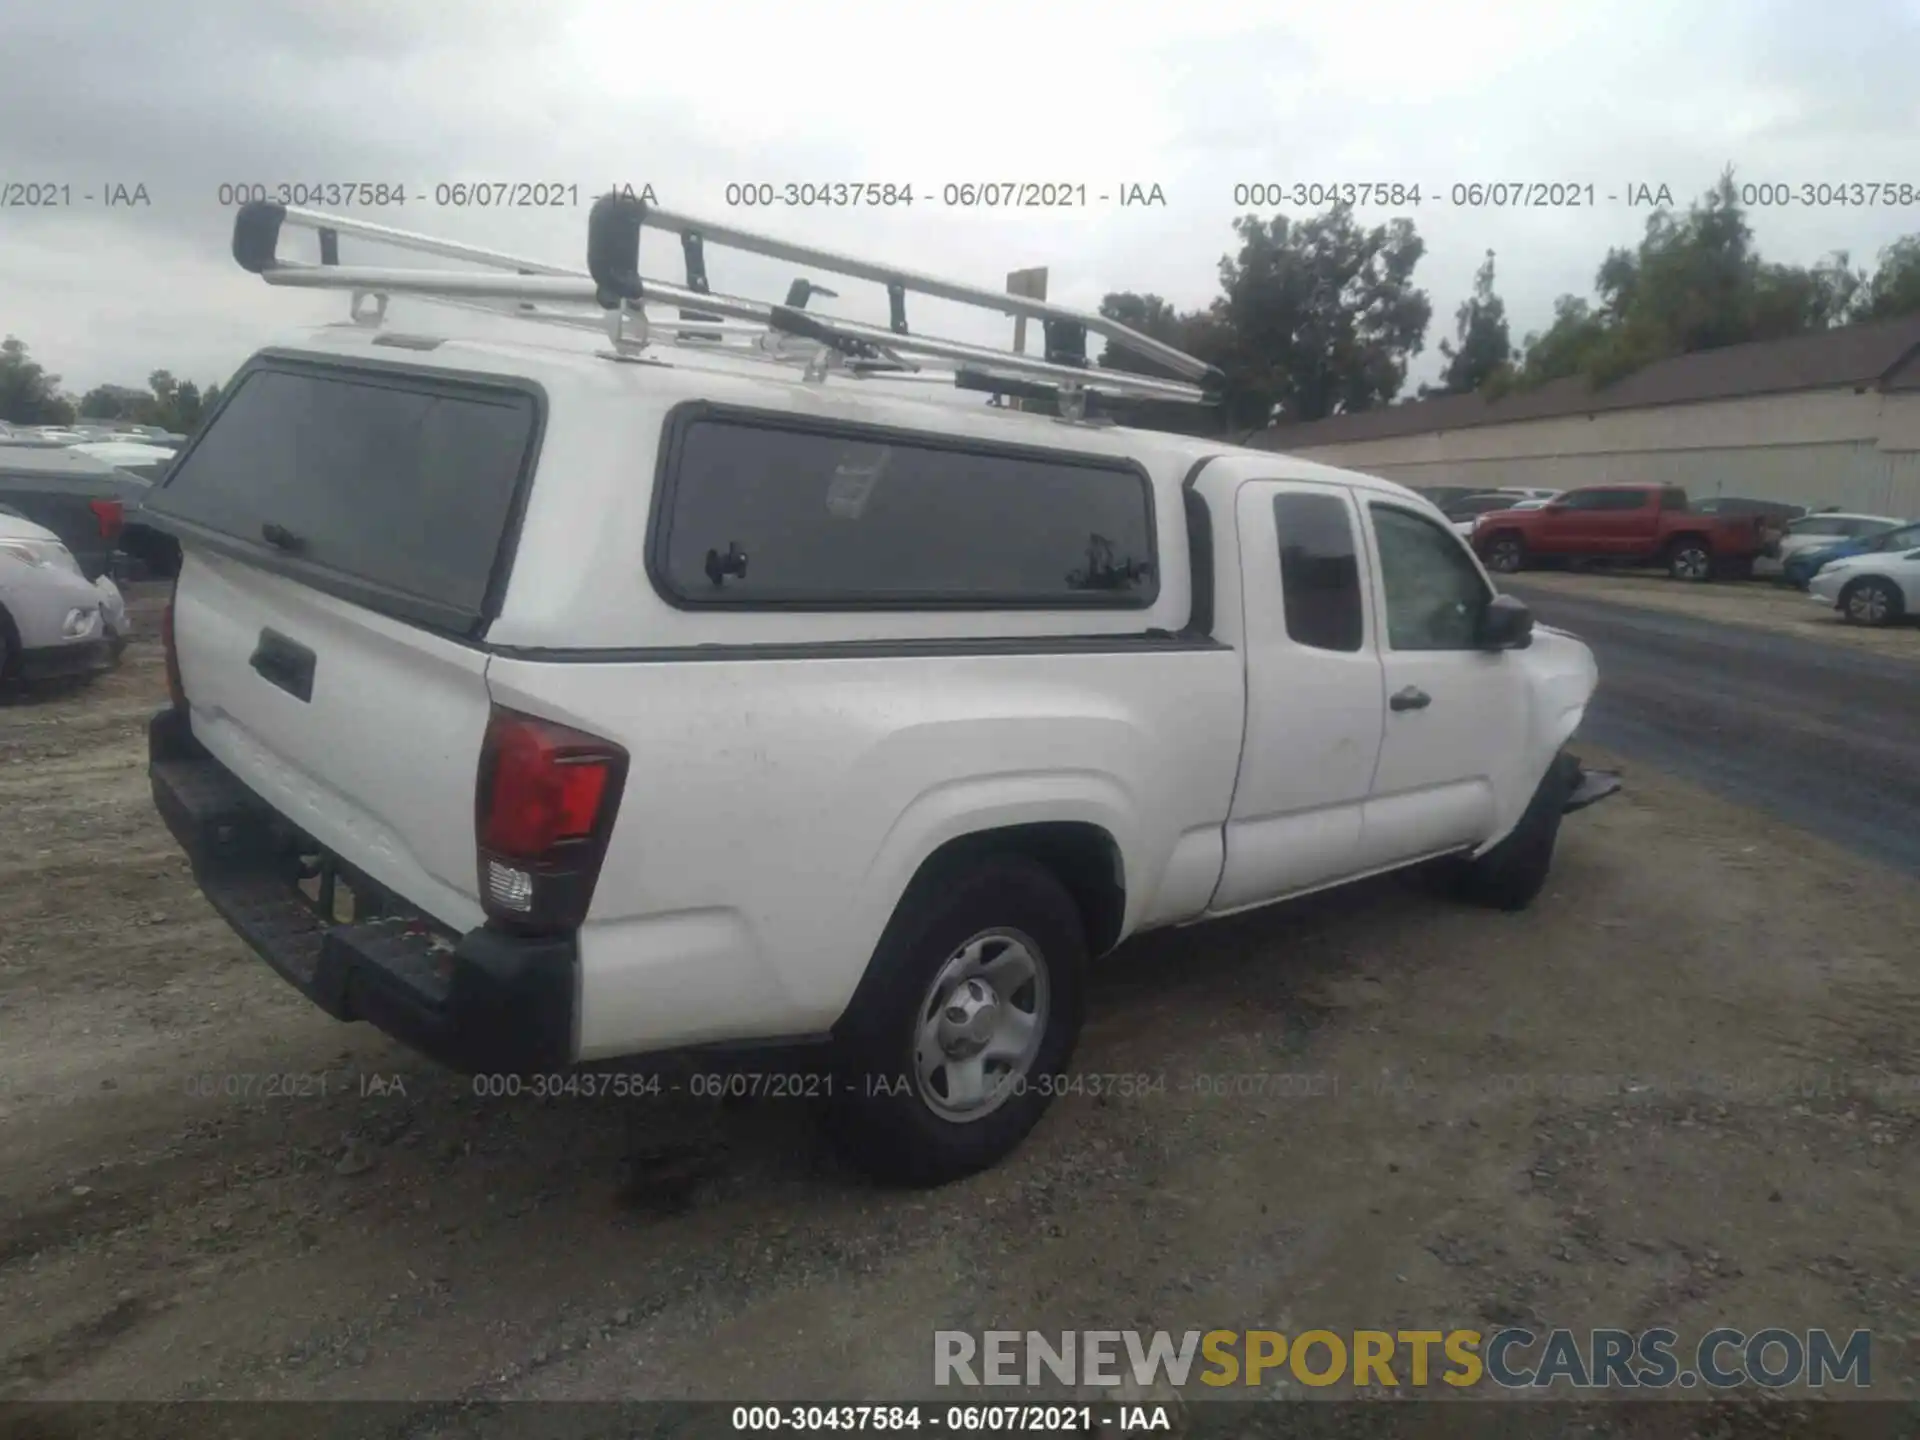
[
  {"xmin": 1666, "ymin": 537, "xmax": 1714, "ymax": 582},
  {"xmin": 1839, "ymin": 576, "xmax": 1903, "ymax": 628},
  {"xmin": 827, "ymin": 855, "xmax": 1088, "ymax": 1186},
  {"xmin": 0, "ymin": 605, "xmax": 18, "ymax": 685},
  {"xmin": 1445, "ymin": 751, "xmax": 1580, "ymax": 912},
  {"xmin": 1482, "ymin": 533, "xmax": 1527, "ymax": 574}
]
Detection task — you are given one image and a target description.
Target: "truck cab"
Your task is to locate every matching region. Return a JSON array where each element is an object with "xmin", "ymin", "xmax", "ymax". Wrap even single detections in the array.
[{"xmin": 1189, "ymin": 456, "xmax": 1596, "ymax": 909}]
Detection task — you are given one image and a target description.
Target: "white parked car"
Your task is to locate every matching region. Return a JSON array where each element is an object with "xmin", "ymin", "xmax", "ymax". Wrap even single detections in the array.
[
  {"xmin": 66, "ymin": 440, "xmax": 179, "ymax": 478},
  {"xmin": 1807, "ymin": 546, "xmax": 1920, "ymax": 626},
  {"xmin": 1771, "ymin": 512, "xmax": 1903, "ymax": 567},
  {"xmin": 0, "ymin": 508, "xmax": 129, "ymax": 682},
  {"xmin": 138, "ymin": 197, "xmax": 1621, "ymax": 1183},
  {"xmin": 1448, "ymin": 497, "xmax": 1548, "ymax": 537}
]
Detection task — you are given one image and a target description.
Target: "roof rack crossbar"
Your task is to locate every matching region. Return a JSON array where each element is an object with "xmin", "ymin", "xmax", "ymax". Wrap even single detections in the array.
[
  {"xmin": 231, "ymin": 200, "xmax": 1220, "ymax": 406},
  {"xmin": 621, "ymin": 200, "xmax": 1212, "ymax": 382}
]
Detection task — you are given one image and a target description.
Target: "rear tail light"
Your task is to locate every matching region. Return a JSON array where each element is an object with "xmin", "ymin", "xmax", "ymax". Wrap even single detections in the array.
[
  {"xmin": 161, "ymin": 581, "xmax": 187, "ymax": 711},
  {"xmin": 475, "ymin": 706, "xmax": 628, "ymax": 933},
  {"xmin": 89, "ymin": 499, "xmax": 124, "ymax": 541}
]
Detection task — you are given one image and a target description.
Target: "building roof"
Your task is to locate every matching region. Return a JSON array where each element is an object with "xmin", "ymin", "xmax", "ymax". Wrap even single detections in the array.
[{"xmin": 1247, "ymin": 312, "xmax": 1920, "ymax": 450}]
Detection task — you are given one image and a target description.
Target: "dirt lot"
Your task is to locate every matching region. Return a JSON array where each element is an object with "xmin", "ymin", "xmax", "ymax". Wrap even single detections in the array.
[
  {"xmin": 1508, "ymin": 568, "xmax": 1920, "ymax": 658},
  {"xmin": 2, "ymin": 585, "xmax": 1918, "ymax": 1419}
]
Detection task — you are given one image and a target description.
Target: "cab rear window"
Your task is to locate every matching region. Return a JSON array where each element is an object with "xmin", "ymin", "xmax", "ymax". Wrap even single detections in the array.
[
  {"xmin": 649, "ymin": 407, "xmax": 1158, "ymax": 608},
  {"xmin": 145, "ymin": 360, "xmax": 540, "ymax": 634}
]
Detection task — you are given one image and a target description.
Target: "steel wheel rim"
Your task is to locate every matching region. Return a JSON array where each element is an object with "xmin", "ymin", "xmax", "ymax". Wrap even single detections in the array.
[
  {"xmin": 1848, "ymin": 585, "xmax": 1887, "ymax": 622},
  {"xmin": 912, "ymin": 927, "xmax": 1049, "ymax": 1123},
  {"xmin": 1491, "ymin": 542, "xmax": 1520, "ymax": 572},
  {"xmin": 1677, "ymin": 548, "xmax": 1709, "ymax": 579}
]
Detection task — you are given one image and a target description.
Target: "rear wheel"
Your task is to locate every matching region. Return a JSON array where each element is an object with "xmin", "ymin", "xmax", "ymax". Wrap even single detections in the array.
[
  {"xmin": 0, "ymin": 607, "xmax": 18, "ymax": 684},
  {"xmin": 828, "ymin": 855, "xmax": 1088, "ymax": 1186},
  {"xmin": 1839, "ymin": 577, "xmax": 1903, "ymax": 627},
  {"xmin": 1483, "ymin": 533, "xmax": 1527, "ymax": 574},
  {"xmin": 1666, "ymin": 537, "xmax": 1714, "ymax": 582}
]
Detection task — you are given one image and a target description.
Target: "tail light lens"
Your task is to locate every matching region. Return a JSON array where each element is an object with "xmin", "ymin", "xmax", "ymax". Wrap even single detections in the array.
[
  {"xmin": 161, "ymin": 582, "xmax": 187, "ymax": 711},
  {"xmin": 475, "ymin": 706, "xmax": 627, "ymax": 933},
  {"xmin": 89, "ymin": 499, "xmax": 125, "ymax": 542}
]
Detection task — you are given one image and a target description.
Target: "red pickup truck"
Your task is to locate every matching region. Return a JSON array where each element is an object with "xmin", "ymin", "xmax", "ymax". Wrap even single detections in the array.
[{"xmin": 1470, "ymin": 484, "xmax": 1768, "ymax": 582}]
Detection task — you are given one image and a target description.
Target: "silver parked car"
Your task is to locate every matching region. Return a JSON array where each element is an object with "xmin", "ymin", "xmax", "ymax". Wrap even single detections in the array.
[{"xmin": 0, "ymin": 507, "xmax": 129, "ymax": 684}]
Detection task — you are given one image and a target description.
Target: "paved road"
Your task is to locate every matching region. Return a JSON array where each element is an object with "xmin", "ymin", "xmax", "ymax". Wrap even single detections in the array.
[{"xmin": 1509, "ymin": 583, "xmax": 1920, "ymax": 877}]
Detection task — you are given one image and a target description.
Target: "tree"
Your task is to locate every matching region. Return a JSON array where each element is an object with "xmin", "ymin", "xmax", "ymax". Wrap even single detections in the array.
[
  {"xmin": 78, "ymin": 383, "xmax": 151, "ymax": 420},
  {"xmin": 1426, "ymin": 250, "xmax": 1514, "ymax": 396},
  {"xmin": 1515, "ymin": 296, "xmax": 1610, "ymax": 387},
  {"xmin": 1210, "ymin": 205, "xmax": 1432, "ymax": 428},
  {"xmin": 1850, "ymin": 236, "xmax": 1920, "ymax": 322},
  {"xmin": 1095, "ymin": 293, "xmax": 1188, "ymax": 374},
  {"xmin": 1506, "ymin": 171, "xmax": 1920, "ymax": 393},
  {"xmin": 75, "ymin": 369, "xmax": 223, "ymax": 432},
  {"xmin": 1091, "ymin": 294, "xmax": 1235, "ymax": 435},
  {"xmin": 0, "ymin": 336, "xmax": 77, "ymax": 425}
]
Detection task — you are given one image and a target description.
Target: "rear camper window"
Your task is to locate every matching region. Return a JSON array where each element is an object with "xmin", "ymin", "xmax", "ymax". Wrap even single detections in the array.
[
  {"xmin": 651, "ymin": 410, "xmax": 1158, "ymax": 608},
  {"xmin": 146, "ymin": 362, "xmax": 540, "ymax": 633}
]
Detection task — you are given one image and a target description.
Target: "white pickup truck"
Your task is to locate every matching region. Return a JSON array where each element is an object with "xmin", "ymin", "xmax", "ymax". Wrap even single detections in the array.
[{"xmin": 144, "ymin": 199, "xmax": 1618, "ymax": 1184}]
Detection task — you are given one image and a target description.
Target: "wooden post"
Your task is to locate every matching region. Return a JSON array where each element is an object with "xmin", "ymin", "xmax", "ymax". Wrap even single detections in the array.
[{"xmin": 1005, "ymin": 267, "xmax": 1048, "ymax": 410}]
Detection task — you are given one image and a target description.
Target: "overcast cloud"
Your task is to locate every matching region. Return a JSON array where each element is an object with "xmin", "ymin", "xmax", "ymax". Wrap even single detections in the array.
[{"xmin": 4, "ymin": 0, "xmax": 1919, "ymax": 396}]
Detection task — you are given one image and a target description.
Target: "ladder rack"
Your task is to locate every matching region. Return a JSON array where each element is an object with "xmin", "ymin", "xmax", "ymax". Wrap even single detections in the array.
[{"xmin": 229, "ymin": 196, "xmax": 1222, "ymax": 411}]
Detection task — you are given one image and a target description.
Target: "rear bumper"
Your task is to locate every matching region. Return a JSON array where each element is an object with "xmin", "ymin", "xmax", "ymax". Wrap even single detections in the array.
[{"xmin": 147, "ymin": 707, "xmax": 574, "ymax": 1073}]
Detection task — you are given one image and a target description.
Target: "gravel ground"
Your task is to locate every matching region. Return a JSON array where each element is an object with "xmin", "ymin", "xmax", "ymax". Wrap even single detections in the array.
[{"xmin": 1, "ymin": 584, "xmax": 1916, "ymax": 1430}]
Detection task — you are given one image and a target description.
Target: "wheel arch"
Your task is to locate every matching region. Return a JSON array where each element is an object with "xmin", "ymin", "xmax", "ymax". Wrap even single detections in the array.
[
  {"xmin": 1839, "ymin": 570, "xmax": 1905, "ymax": 616},
  {"xmin": 837, "ymin": 815, "xmax": 1129, "ymax": 1036}
]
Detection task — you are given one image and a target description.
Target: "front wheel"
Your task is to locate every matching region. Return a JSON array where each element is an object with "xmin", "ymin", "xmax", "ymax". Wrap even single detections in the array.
[
  {"xmin": 1839, "ymin": 577, "xmax": 1903, "ymax": 627},
  {"xmin": 1443, "ymin": 751, "xmax": 1579, "ymax": 912},
  {"xmin": 827, "ymin": 855, "xmax": 1088, "ymax": 1186}
]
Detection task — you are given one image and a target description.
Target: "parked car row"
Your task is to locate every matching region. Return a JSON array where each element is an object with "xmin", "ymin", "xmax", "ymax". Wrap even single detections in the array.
[
  {"xmin": 0, "ymin": 420, "xmax": 187, "ymax": 446},
  {"xmin": 1773, "ymin": 513, "xmax": 1915, "ymax": 587},
  {"xmin": 1412, "ymin": 482, "xmax": 1918, "ymax": 628},
  {"xmin": 0, "ymin": 506, "xmax": 130, "ymax": 683},
  {"xmin": 0, "ymin": 426, "xmax": 192, "ymax": 688}
]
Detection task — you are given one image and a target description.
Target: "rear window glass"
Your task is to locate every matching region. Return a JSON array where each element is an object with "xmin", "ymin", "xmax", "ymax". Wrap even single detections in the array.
[
  {"xmin": 147, "ymin": 364, "xmax": 538, "ymax": 628},
  {"xmin": 653, "ymin": 413, "xmax": 1157, "ymax": 607},
  {"xmin": 1273, "ymin": 492, "xmax": 1362, "ymax": 652}
]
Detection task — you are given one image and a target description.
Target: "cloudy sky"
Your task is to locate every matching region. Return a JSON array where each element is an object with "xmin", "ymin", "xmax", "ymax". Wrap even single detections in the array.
[{"xmin": 5, "ymin": 0, "xmax": 1919, "ymax": 399}]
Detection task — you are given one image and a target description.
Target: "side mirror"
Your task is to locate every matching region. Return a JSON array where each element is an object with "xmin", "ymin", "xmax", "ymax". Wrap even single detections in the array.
[{"xmin": 1478, "ymin": 592, "xmax": 1534, "ymax": 651}]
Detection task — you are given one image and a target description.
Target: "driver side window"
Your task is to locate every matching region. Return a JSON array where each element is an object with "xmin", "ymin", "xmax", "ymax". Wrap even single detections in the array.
[{"xmin": 1369, "ymin": 503, "xmax": 1493, "ymax": 651}]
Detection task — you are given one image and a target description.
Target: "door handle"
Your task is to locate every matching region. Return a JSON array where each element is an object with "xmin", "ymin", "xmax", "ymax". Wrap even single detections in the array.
[
  {"xmin": 250, "ymin": 628, "xmax": 316, "ymax": 703},
  {"xmin": 1389, "ymin": 686, "xmax": 1431, "ymax": 712}
]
